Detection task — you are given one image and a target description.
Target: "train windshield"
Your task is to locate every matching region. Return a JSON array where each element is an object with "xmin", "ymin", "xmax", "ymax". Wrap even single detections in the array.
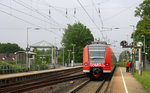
[{"xmin": 88, "ymin": 45, "xmax": 106, "ymax": 63}]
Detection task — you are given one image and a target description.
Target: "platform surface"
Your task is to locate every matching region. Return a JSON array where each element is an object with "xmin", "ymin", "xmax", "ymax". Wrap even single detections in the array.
[
  {"xmin": 0, "ymin": 66, "xmax": 81, "ymax": 80},
  {"xmin": 109, "ymin": 67, "xmax": 149, "ymax": 93}
]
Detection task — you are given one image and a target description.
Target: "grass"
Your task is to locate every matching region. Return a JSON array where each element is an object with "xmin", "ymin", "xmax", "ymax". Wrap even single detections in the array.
[
  {"xmin": 117, "ymin": 62, "xmax": 125, "ymax": 67},
  {"xmin": 133, "ymin": 70, "xmax": 150, "ymax": 92}
]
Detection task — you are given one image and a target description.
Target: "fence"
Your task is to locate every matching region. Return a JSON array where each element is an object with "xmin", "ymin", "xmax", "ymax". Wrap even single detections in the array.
[
  {"xmin": 0, "ymin": 64, "xmax": 27, "ymax": 74},
  {"xmin": 0, "ymin": 61, "xmax": 49, "ymax": 74}
]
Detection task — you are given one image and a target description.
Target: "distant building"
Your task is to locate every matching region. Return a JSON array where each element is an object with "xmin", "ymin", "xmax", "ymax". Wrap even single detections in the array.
[
  {"xmin": 15, "ymin": 51, "xmax": 36, "ymax": 69},
  {"xmin": 0, "ymin": 53, "xmax": 16, "ymax": 62}
]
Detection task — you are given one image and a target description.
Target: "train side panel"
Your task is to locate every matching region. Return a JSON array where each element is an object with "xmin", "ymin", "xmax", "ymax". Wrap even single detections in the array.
[
  {"xmin": 83, "ymin": 45, "xmax": 90, "ymax": 73},
  {"xmin": 103, "ymin": 46, "xmax": 116, "ymax": 73},
  {"xmin": 103, "ymin": 46, "xmax": 111, "ymax": 73},
  {"xmin": 111, "ymin": 50, "xmax": 117, "ymax": 72}
]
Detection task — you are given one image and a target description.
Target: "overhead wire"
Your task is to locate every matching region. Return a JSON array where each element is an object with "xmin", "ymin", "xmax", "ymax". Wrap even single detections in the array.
[
  {"xmin": 13, "ymin": 0, "xmax": 64, "ymax": 37},
  {"xmin": 0, "ymin": 2, "xmax": 57, "ymax": 26},
  {"xmin": 91, "ymin": 0, "xmax": 106, "ymax": 42},
  {"xmin": 0, "ymin": 7, "xmax": 61, "ymax": 38},
  {"xmin": 13, "ymin": 0, "xmax": 62, "ymax": 27},
  {"xmin": 91, "ymin": 0, "xmax": 104, "ymax": 27},
  {"xmin": 72, "ymin": 8, "xmax": 80, "ymax": 23},
  {"xmin": 104, "ymin": 0, "xmax": 140, "ymax": 22},
  {"xmin": 19, "ymin": 0, "xmax": 68, "ymax": 37},
  {"xmin": 0, "ymin": 9, "xmax": 40, "ymax": 27},
  {"xmin": 42, "ymin": 0, "xmax": 76, "ymax": 27},
  {"xmin": 77, "ymin": 0, "xmax": 105, "ymax": 40}
]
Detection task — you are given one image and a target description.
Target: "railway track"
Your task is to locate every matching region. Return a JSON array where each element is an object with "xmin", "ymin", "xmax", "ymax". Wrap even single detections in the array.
[
  {"xmin": 70, "ymin": 79, "xmax": 105, "ymax": 93},
  {"xmin": 0, "ymin": 67, "xmax": 86, "ymax": 93},
  {"xmin": 70, "ymin": 71, "xmax": 114, "ymax": 93},
  {"xmin": 0, "ymin": 68, "xmax": 81, "ymax": 87},
  {"xmin": 0, "ymin": 67, "xmax": 81, "ymax": 86}
]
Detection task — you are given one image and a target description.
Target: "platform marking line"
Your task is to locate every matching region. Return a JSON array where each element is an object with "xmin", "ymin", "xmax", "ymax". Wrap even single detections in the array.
[{"xmin": 120, "ymin": 67, "xmax": 128, "ymax": 93}]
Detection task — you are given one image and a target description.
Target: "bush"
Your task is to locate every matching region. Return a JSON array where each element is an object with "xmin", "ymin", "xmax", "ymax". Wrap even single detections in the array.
[
  {"xmin": 0, "ymin": 61, "xmax": 27, "ymax": 74},
  {"xmin": 30, "ymin": 64, "xmax": 49, "ymax": 71}
]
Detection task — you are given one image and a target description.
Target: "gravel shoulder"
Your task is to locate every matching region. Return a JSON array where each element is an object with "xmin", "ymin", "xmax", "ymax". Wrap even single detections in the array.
[{"xmin": 25, "ymin": 78, "xmax": 88, "ymax": 93}]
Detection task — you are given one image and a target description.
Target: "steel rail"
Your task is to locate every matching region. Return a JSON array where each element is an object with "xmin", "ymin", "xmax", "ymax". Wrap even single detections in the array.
[
  {"xmin": 8, "ymin": 74, "xmax": 86, "ymax": 93},
  {"xmin": 70, "ymin": 68, "xmax": 115, "ymax": 93},
  {"xmin": 0, "ymin": 68, "xmax": 84, "ymax": 93},
  {"xmin": 0, "ymin": 67, "xmax": 81, "ymax": 87}
]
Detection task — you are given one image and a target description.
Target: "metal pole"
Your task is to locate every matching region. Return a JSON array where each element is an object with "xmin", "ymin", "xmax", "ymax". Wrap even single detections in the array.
[
  {"xmin": 26, "ymin": 28, "xmax": 29, "ymax": 70},
  {"xmin": 63, "ymin": 47, "xmax": 65, "ymax": 66},
  {"xmin": 138, "ymin": 48, "xmax": 142, "ymax": 76},
  {"xmin": 141, "ymin": 35, "xmax": 146, "ymax": 69},
  {"xmin": 130, "ymin": 25, "xmax": 135, "ymax": 73},
  {"xmin": 72, "ymin": 45, "xmax": 75, "ymax": 67},
  {"xmin": 143, "ymin": 36, "xmax": 145, "ymax": 53},
  {"xmin": 26, "ymin": 27, "xmax": 40, "ymax": 49},
  {"xmin": 51, "ymin": 47, "xmax": 54, "ymax": 64},
  {"xmin": 132, "ymin": 53, "xmax": 135, "ymax": 75},
  {"xmin": 67, "ymin": 50, "xmax": 71, "ymax": 67},
  {"xmin": 72, "ymin": 44, "xmax": 75, "ymax": 64},
  {"xmin": 143, "ymin": 35, "xmax": 146, "ymax": 69},
  {"xmin": 56, "ymin": 47, "xmax": 58, "ymax": 64},
  {"xmin": 27, "ymin": 28, "xmax": 29, "ymax": 48},
  {"xmin": 69, "ymin": 50, "xmax": 70, "ymax": 66},
  {"xmin": 26, "ymin": 27, "xmax": 39, "ymax": 70}
]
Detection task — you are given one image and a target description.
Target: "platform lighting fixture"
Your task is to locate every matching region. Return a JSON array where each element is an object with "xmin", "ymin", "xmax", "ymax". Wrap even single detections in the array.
[
  {"xmin": 26, "ymin": 27, "xmax": 40, "ymax": 70},
  {"xmin": 26, "ymin": 27, "xmax": 40, "ymax": 50}
]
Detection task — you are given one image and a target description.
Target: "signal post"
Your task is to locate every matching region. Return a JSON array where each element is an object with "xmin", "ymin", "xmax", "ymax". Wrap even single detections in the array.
[{"xmin": 120, "ymin": 41, "xmax": 143, "ymax": 76}]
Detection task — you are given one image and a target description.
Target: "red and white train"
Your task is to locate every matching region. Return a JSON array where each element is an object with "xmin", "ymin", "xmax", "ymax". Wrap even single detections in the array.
[{"xmin": 82, "ymin": 42, "xmax": 117, "ymax": 78}]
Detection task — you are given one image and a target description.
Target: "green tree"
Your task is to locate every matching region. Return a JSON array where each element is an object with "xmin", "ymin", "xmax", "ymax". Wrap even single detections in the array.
[
  {"xmin": 134, "ymin": 0, "xmax": 150, "ymax": 61},
  {"xmin": 133, "ymin": 17, "xmax": 150, "ymax": 43},
  {"xmin": 135, "ymin": 0, "xmax": 150, "ymax": 18},
  {"xmin": 0, "ymin": 43, "xmax": 24, "ymax": 53},
  {"xmin": 32, "ymin": 48, "xmax": 51, "ymax": 64},
  {"xmin": 61, "ymin": 22, "xmax": 94, "ymax": 63},
  {"xmin": 119, "ymin": 51, "xmax": 131, "ymax": 63}
]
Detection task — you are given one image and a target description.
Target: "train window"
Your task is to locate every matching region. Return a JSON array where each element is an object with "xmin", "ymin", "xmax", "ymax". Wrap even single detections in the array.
[{"xmin": 88, "ymin": 45, "xmax": 106, "ymax": 63}]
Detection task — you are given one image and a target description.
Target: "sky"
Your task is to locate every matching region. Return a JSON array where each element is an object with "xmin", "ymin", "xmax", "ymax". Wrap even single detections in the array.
[{"xmin": 0, "ymin": 0, "xmax": 143, "ymax": 58}]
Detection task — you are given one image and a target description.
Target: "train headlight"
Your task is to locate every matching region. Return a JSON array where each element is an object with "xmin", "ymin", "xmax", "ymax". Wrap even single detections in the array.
[
  {"xmin": 105, "ymin": 63, "xmax": 109, "ymax": 66},
  {"xmin": 84, "ymin": 63, "xmax": 89, "ymax": 66}
]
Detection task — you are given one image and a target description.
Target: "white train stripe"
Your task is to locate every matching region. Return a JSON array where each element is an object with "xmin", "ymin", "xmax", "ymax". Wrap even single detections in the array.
[{"xmin": 83, "ymin": 70, "xmax": 90, "ymax": 72}]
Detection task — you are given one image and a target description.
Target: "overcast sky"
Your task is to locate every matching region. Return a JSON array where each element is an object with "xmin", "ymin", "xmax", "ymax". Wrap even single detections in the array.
[{"xmin": 0, "ymin": 0, "xmax": 143, "ymax": 57}]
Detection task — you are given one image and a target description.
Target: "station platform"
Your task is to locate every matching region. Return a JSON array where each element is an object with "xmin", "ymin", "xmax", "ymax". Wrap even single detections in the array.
[
  {"xmin": 108, "ymin": 67, "xmax": 149, "ymax": 93},
  {"xmin": 0, "ymin": 66, "xmax": 81, "ymax": 80}
]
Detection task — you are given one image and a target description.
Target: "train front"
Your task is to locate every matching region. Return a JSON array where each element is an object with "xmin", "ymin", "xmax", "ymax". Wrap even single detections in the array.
[{"xmin": 83, "ymin": 44, "xmax": 106, "ymax": 78}]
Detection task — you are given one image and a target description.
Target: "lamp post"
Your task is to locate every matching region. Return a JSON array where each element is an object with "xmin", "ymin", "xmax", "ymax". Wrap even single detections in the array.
[
  {"xmin": 141, "ymin": 35, "xmax": 145, "ymax": 54},
  {"xmin": 62, "ymin": 43, "xmax": 65, "ymax": 66},
  {"xmin": 26, "ymin": 27, "xmax": 31, "ymax": 49},
  {"xmin": 142, "ymin": 35, "xmax": 146, "ymax": 69},
  {"xmin": 26, "ymin": 27, "xmax": 40, "ymax": 50},
  {"xmin": 26, "ymin": 27, "xmax": 32, "ymax": 70},
  {"xmin": 137, "ymin": 42, "xmax": 143, "ymax": 76},
  {"xmin": 63, "ymin": 47, "xmax": 65, "ymax": 66},
  {"xmin": 67, "ymin": 49, "xmax": 71, "ymax": 67},
  {"xmin": 26, "ymin": 27, "xmax": 40, "ymax": 70},
  {"xmin": 72, "ymin": 44, "xmax": 76, "ymax": 66},
  {"xmin": 130, "ymin": 25, "xmax": 135, "ymax": 73}
]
